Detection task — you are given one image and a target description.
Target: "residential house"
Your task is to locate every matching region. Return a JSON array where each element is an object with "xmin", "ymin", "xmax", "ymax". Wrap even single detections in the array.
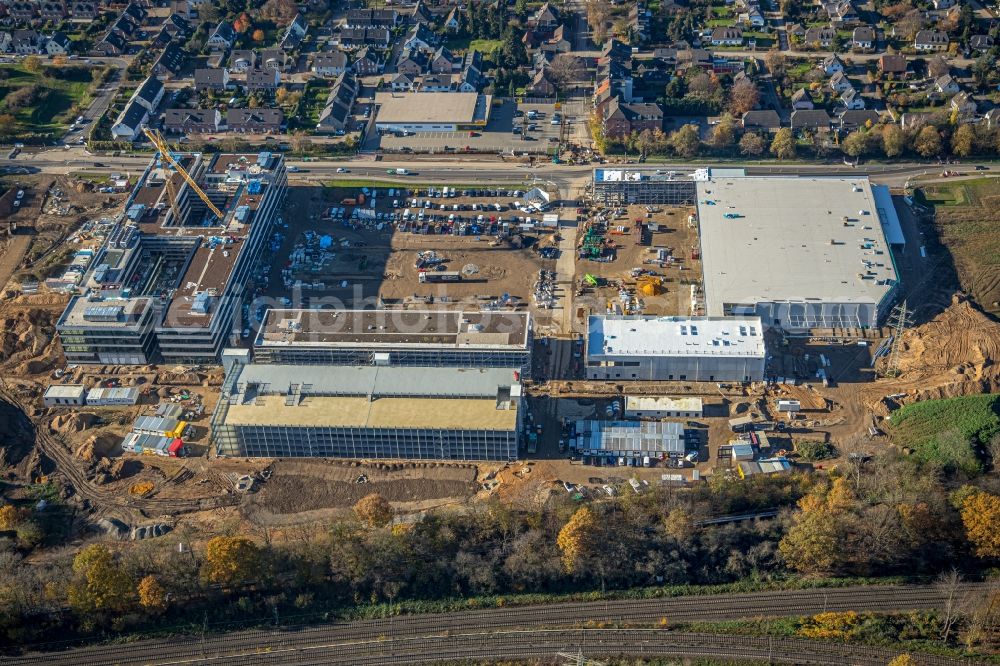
[
  {"xmin": 838, "ymin": 109, "xmax": 879, "ymax": 130},
  {"xmin": 829, "ymin": 70, "xmax": 852, "ymax": 92},
  {"xmin": 403, "ymin": 23, "xmax": 438, "ymax": 52},
  {"xmin": 164, "ymin": 108, "xmax": 221, "ymax": 133},
  {"xmin": 389, "ymin": 72, "xmax": 415, "ymax": 91},
  {"xmin": 39, "ymin": 2, "xmax": 68, "ymax": 22},
  {"xmin": 259, "ymin": 48, "xmax": 288, "ymax": 71},
  {"xmin": 443, "ymin": 7, "xmax": 460, "ymax": 32},
  {"xmin": 246, "ymin": 68, "xmax": 280, "ymax": 92},
  {"xmin": 344, "ymin": 8, "xmax": 399, "ymax": 28},
  {"xmin": 312, "ymin": 51, "xmax": 348, "ymax": 77},
  {"xmin": 111, "ymin": 101, "xmax": 148, "ymax": 141},
  {"xmin": 410, "ymin": 1, "xmax": 433, "ymax": 26},
  {"xmin": 840, "ymin": 87, "xmax": 864, "ymax": 109},
  {"xmin": 12, "ymin": 30, "xmax": 43, "ymax": 55},
  {"xmin": 207, "ymin": 22, "xmax": 236, "ymax": 51},
  {"xmin": 934, "ymin": 74, "xmax": 960, "ymax": 95},
  {"xmin": 984, "ymin": 108, "xmax": 1000, "ymax": 129},
  {"xmin": 878, "ymin": 54, "xmax": 908, "ymax": 77},
  {"xmin": 122, "ymin": 3, "xmax": 147, "ymax": 24},
  {"xmin": 629, "ymin": 3, "xmax": 652, "ymax": 40},
  {"xmin": 229, "ymin": 49, "xmax": 256, "ymax": 72},
  {"xmin": 353, "ymin": 46, "xmax": 382, "ymax": 75},
  {"xmin": 68, "ymin": 1, "xmax": 100, "ymax": 19},
  {"xmin": 791, "ymin": 109, "xmax": 833, "ymax": 131},
  {"xmin": 93, "ymin": 30, "xmax": 126, "ymax": 56},
  {"xmin": 914, "ymin": 30, "xmax": 948, "ymax": 51},
  {"xmin": 316, "ymin": 71, "xmax": 357, "ymax": 133},
  {"xmin": 603, "ymin": 38, "xmax": 632, "ymax": 60},
  {"xmin": 786, "ymin": 23, "xmax": 806, "ymax": 42},
  {"xmin": 338, "ymin": 27, "xmax": 390, "ymax": 49},
  {"xmin": 852, "ymin": 26, "xmax": 874, "ymax": 49},
  {"xmin": 429, "ymin": 46, "xmax": 455, "ymax": 74},
  {"xmin": 820, "ymin": 53, "xmax": 844, "ymax": 75},
  {"xmin": 541, "ymin": 24, "xmax": 573, "ymax": 53},
  {"xmin": 164, "ymin": 13, "xmax": 192, "ymax": 40},
  {"xmin": 152, "ymin": 42, "xmax": 186, "ymax": 79},
  {"xmin": 970, "ymin": 35, "xmax": 993, "ymax": 51},
  {"xmin": 396, "ymin": 48, "xmax": 429, "ymax": 76},
  {"xmin": 194, "ymin": 67, "xmax": 229, "ymax": 92},
  {"xmin": 8, "ymin": 2, "xmax": 36, "ymax": 22},
  {"xmin": 45, "ymin": 32, "xmax": 72, "ymax": 56},
  {"xmin": 130, "ymin": 77, "xmax": 164, "ymax": 113},
  {"xmin": 824, "ymin": 0, "xmax": 859, "ymax": 25},
  {"xmin": 527, "ymin": 67, "xmax": 558, "ymax": 97},
  {"xmin": 109, "ymin": 16, "xmax": 137, "ymax": 41},
  {"xmin": 417, "ymin": 74, "xmax": 452, "ymax": 92},
  {"xmin": 454, "ymin": 66, "xmax": 482, "ymax": 92},
  {"xmin": 280, "ymin": 13, "xmax": 307, "ymax": 52},
  {"xmin": 227, "ymin": 108, "xmax": 283, "ymax": 133},
  {"xmin": 950, "ymin": 91, "xmax": 976, "ymax": 116},
  {"xmin": 790, "ymin": 87, "xmax": 814, "ymax": 110},
  {"xmin": 741, "ymin": 109, "xmax": 781, "ymax": 132},
  {"xmin": 804, "ymin": 26, "xmax": 836, "ymax": 49},
  {"xmin": 710, "ymin": 27, "xmax": 743, "ymax": 46},
  {"xmin": 152, "ymin": 26, "xmax": 175, "ymax": 49},
  {"xmin": 532, "ymin": 2, "xmax": 561, "ymax": 30},
  {"xmin": 603, "ymin": 99, "xmax": 663, "ymax": 138},
  {"xmin": 0, "ymin": 34, "xmax": 12, "ymax": 53},
  {"xmin": 931, "ymin": 0, "xmax": 955, "ymax": 8}
]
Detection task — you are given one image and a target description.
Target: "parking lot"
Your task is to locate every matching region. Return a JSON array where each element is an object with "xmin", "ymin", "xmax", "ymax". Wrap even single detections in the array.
[{"xmin": 379, "ymin": 99, "xmax": 582, "ymax": 155}]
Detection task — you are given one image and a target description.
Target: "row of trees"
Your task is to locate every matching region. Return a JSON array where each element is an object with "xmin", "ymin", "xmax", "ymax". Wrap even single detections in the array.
[
  {"xmin": 2, "ymin": 449, "xmax": 998, "ymax": 648},
  {"xmin": 605, "ymin": 113, "xmax": 1000, "ymax": 161}
]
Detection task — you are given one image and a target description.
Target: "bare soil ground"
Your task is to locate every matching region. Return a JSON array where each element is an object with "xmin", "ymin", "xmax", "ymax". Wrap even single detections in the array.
[{"xmin": 243, "ymin": 459, "xmax": 479, "ymax": 526}]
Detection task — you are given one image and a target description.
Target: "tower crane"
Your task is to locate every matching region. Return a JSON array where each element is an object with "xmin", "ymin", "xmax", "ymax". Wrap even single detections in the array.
[{"xmin": 142, "ymin": 126, "xmax": 224, "ymax": 220}]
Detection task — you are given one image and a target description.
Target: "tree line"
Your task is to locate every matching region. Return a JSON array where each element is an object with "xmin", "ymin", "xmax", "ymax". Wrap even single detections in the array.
[{"xmin": 1, "ymin": 443, "xmax": 998, "ymax": 650}]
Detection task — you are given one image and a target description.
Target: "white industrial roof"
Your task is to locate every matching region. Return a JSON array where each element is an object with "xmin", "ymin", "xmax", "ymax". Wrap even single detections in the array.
[
  {"xmin": 587, "ymin": 316, "xmax": 765, "ymax": 359},
  {"xmin": 575, "ymin": 420, "xmax": 685, "ymax": 454},
  {"xmin": 625, "ymin": 396, "xmax": 704, "ymax": 412},
  {"xmin": 374, "ymin": 92, "xmax": 487, "ymax": 124},
  {"xmin": 44, "ymin": 384, "xmax": 86, "ymax": 398},
  {"xmin": 697, "ymin": 176, "xmax": 897, "ymax": 315}
]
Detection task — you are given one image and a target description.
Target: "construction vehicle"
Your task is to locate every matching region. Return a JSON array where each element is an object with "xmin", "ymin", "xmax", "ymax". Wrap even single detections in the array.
[
  {"xmin": 142, "ymin": 127, "xmax": 224, "ymax": 220},
  {"xmin": 584, "ymin": 273, "xmax": 600, "ymax": 287}
]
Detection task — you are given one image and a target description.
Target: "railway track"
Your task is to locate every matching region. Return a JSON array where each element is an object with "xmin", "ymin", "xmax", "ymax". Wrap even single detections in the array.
[
  {"xmin": 6, "ymin": 583, "xmax": 987, "ymax": 665},
  {"xmin": 8, "ymin": 628, "xmax": 987, "ymax": 666}
]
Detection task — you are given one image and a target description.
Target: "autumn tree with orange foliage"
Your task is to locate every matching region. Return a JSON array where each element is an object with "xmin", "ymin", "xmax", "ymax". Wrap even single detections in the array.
[
  {"xmin": 557, "ymin": 506, "xmax": 598, "ymax": 573},
  {"xmin": 201, "ymin": 536, "xmax": 260, "ymax": 588},
  {"xmin": 353, "ymin": 493, "xmax": 394, "ymax": 528},
  {"xmin": 960, "ymin": 490, "xmax": 1000, "ymax": 558}
]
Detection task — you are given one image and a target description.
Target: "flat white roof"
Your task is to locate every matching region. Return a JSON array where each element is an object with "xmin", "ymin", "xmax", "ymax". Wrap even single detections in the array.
[
  {"xmin": 374, "ymin": 92, "xmax": 487, "ymax": 125},
  {"xmin": 625, "ymin": 396, "xmax": 704, "ymax": 412},
  {"xmin": 587, "ymin": 315, "xmax": 765, "ymax": 358},
  {"xmin": 697, "ymin": 177, "xmax": 897, "ymax": 315},
  {"xmin": 44, "ymin": 384, "xmax": 86, "ymax": 398}
]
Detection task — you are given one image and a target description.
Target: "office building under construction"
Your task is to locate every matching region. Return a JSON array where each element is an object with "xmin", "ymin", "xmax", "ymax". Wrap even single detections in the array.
[{"xmin": 57, "ymin": 151, "xmax": 287, "ymax": 364}]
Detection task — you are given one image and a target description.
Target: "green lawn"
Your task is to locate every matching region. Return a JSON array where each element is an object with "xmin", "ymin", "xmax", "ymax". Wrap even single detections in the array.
[
  {"xmin": 469, "ymin": 38, "xmax": 503, "ymax": 55},
  {"xmin": 0, "ymin": 64, "xmax": 93, "ymax": 136},
  {"xmin": 889, "ymin": 394, "xmax": 999, "ymax": 475}
]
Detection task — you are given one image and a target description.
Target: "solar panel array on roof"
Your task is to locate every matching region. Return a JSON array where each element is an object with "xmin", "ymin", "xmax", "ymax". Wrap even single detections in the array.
[{"xmin": 83, "ymin": 305, "xmax": 124, "ymax": 322}]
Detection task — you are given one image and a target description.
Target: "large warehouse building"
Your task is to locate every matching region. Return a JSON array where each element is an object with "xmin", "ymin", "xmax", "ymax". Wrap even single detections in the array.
[
  {"xmin": 57, "ymin": 151, "xmax": 287, "ymax": 364},
  {"xmin": 374, "ymin": 92, "xmax": 491, "ymax": 133},
  {"xmin": 586, "ymin": 315, "xmax": 766, "ymax": 382},
  {"xmin": 253, "ymin": 309, "xmax": 532, "ymax": 372},
  {"xmin": 696, "ymin": 176, "xmax": 899, "ymax": 330},
  {"xmin": 211, "ymin": 362, "xmax": 522, "ymax": 460}
]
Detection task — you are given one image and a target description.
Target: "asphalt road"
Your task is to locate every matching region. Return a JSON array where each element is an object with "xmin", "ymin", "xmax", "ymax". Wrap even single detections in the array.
[
  {"xmin": 5, "ymin": 583, "xmax": 989, "ymax": 665},
  {"xmin": 3, "ymin": 147, "xmax": 992, "ymax": 194}
]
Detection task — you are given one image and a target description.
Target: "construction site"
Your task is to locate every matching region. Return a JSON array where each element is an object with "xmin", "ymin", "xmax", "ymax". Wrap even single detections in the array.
[{"xmin": 0, "ymin": 160, "xmax": 998, "ymax": 542}]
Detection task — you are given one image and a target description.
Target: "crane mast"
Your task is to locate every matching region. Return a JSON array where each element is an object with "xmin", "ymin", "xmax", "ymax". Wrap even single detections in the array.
[{"xmin": 142, "ymin": 127, "xmax": 224, "ymax": 220}]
